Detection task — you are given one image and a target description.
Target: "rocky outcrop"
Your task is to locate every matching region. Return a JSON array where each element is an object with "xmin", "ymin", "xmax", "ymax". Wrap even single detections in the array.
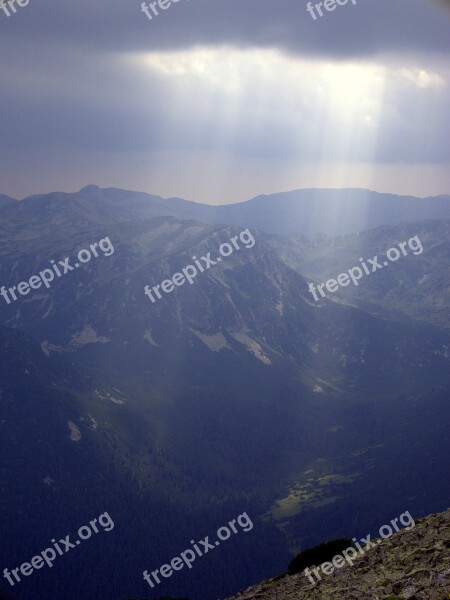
[{"xmin": 226, "ymin": 507, "xmax": 450, "ymax": 599}]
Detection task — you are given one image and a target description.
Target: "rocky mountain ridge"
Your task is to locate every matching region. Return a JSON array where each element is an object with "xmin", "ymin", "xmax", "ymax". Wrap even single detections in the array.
[{"xmin": 227, "ymin": 507, "xmax": 450, "ymax": 600}]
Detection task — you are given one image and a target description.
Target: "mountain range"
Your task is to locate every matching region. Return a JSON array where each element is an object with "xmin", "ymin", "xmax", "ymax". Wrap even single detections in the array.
[
  {"xmin": 0, "ymin": 186, "xmax": 448, "ymax": 600},
  {"xmin": 3, "ymin": 185, "xmax": 450, "ymax": 235}
]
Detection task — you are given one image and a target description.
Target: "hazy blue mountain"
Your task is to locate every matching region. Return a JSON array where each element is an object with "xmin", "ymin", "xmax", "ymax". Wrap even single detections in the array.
[
  {"xmin": 0, "ymin": 194, "xmax": 16, "ymax": 207},
  {"xmin": 166, "ymin": 188, "xmax": 450, "ymax": 236},
  {"xmin": 266, "ymin": 220, "xmax": 450, "ymax": 328},
  {"xmin": 5, "ymin": 185, "xmax": 450, "ymax": 238},
  {"xmin": 0, "ymin": 188, "xmax": 449, "ymax": 600},
  {"xmin": 0, "ymin": 325, "xmax": 130, "ymax": 598}
]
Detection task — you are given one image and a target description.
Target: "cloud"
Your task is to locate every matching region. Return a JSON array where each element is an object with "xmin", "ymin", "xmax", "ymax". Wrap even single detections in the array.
[
  {"xmin": 397, "ymin": 68, "xmax": 445, "ymax": 89},
  {"xmin": 0, "ymin": 0, "xmax": 449, "ymax": 58},
  {"xmin": 2, "ymin": 44, "xmax": 448, "ymax": 162},
  {"xmin": 0, "ymin": 0, "xmax": 449, "ymax": 200}
]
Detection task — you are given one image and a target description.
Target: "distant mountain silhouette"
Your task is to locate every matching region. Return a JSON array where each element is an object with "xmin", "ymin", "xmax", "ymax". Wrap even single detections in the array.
[{"xmin": 4, "ymin": 185, "xmax": 449, "ymax": 236}]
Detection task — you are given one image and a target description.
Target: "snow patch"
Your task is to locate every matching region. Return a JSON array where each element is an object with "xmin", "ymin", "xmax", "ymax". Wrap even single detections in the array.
[
  {"xmin": 275, "ymin": 301, "xmax": 284, "ymax": 316},
  {"xmin": 68, "ymin": 421, "xmax": 81, "ymax": 442},
  {"xmin": 95, "ymin": 388, "xmax": 125, "ymax": 404},
  {"xmin": 71, "ymin": 325, "xmax": 109, "ymax": 347},
  {"xmin": 143, "ymin": 329, "xmax": 159, "ymax": 346},
  {"xmin": 190, "ymin": 329, "xmax": 231, "ymax": 352},
  {"xmin": 231, "ymin": 332, "xmax": 271, "ymax": 364}
]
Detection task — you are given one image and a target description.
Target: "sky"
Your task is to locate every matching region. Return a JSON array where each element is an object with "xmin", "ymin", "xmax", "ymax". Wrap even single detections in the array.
[{"xmin": 0, "ymin": 0, "xmax": 449, "ymax": 204}]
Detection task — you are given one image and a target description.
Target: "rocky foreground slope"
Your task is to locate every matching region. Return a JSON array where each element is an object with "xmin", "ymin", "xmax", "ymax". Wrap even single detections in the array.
[{"xmin": 226, "ymin": 507, "xmax": 450, "ymax": 600}]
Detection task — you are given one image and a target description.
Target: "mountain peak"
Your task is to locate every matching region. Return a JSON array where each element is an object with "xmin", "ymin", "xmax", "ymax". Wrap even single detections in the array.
[{"xmin": 79, "ymin": 184, "xmax": 101, "ymax": 193}]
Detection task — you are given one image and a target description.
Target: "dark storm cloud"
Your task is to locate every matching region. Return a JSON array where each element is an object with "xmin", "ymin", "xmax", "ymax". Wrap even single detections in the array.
[{"xmin": 0, "ymin": 0, "xmax": 449, "ymax": 58}]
